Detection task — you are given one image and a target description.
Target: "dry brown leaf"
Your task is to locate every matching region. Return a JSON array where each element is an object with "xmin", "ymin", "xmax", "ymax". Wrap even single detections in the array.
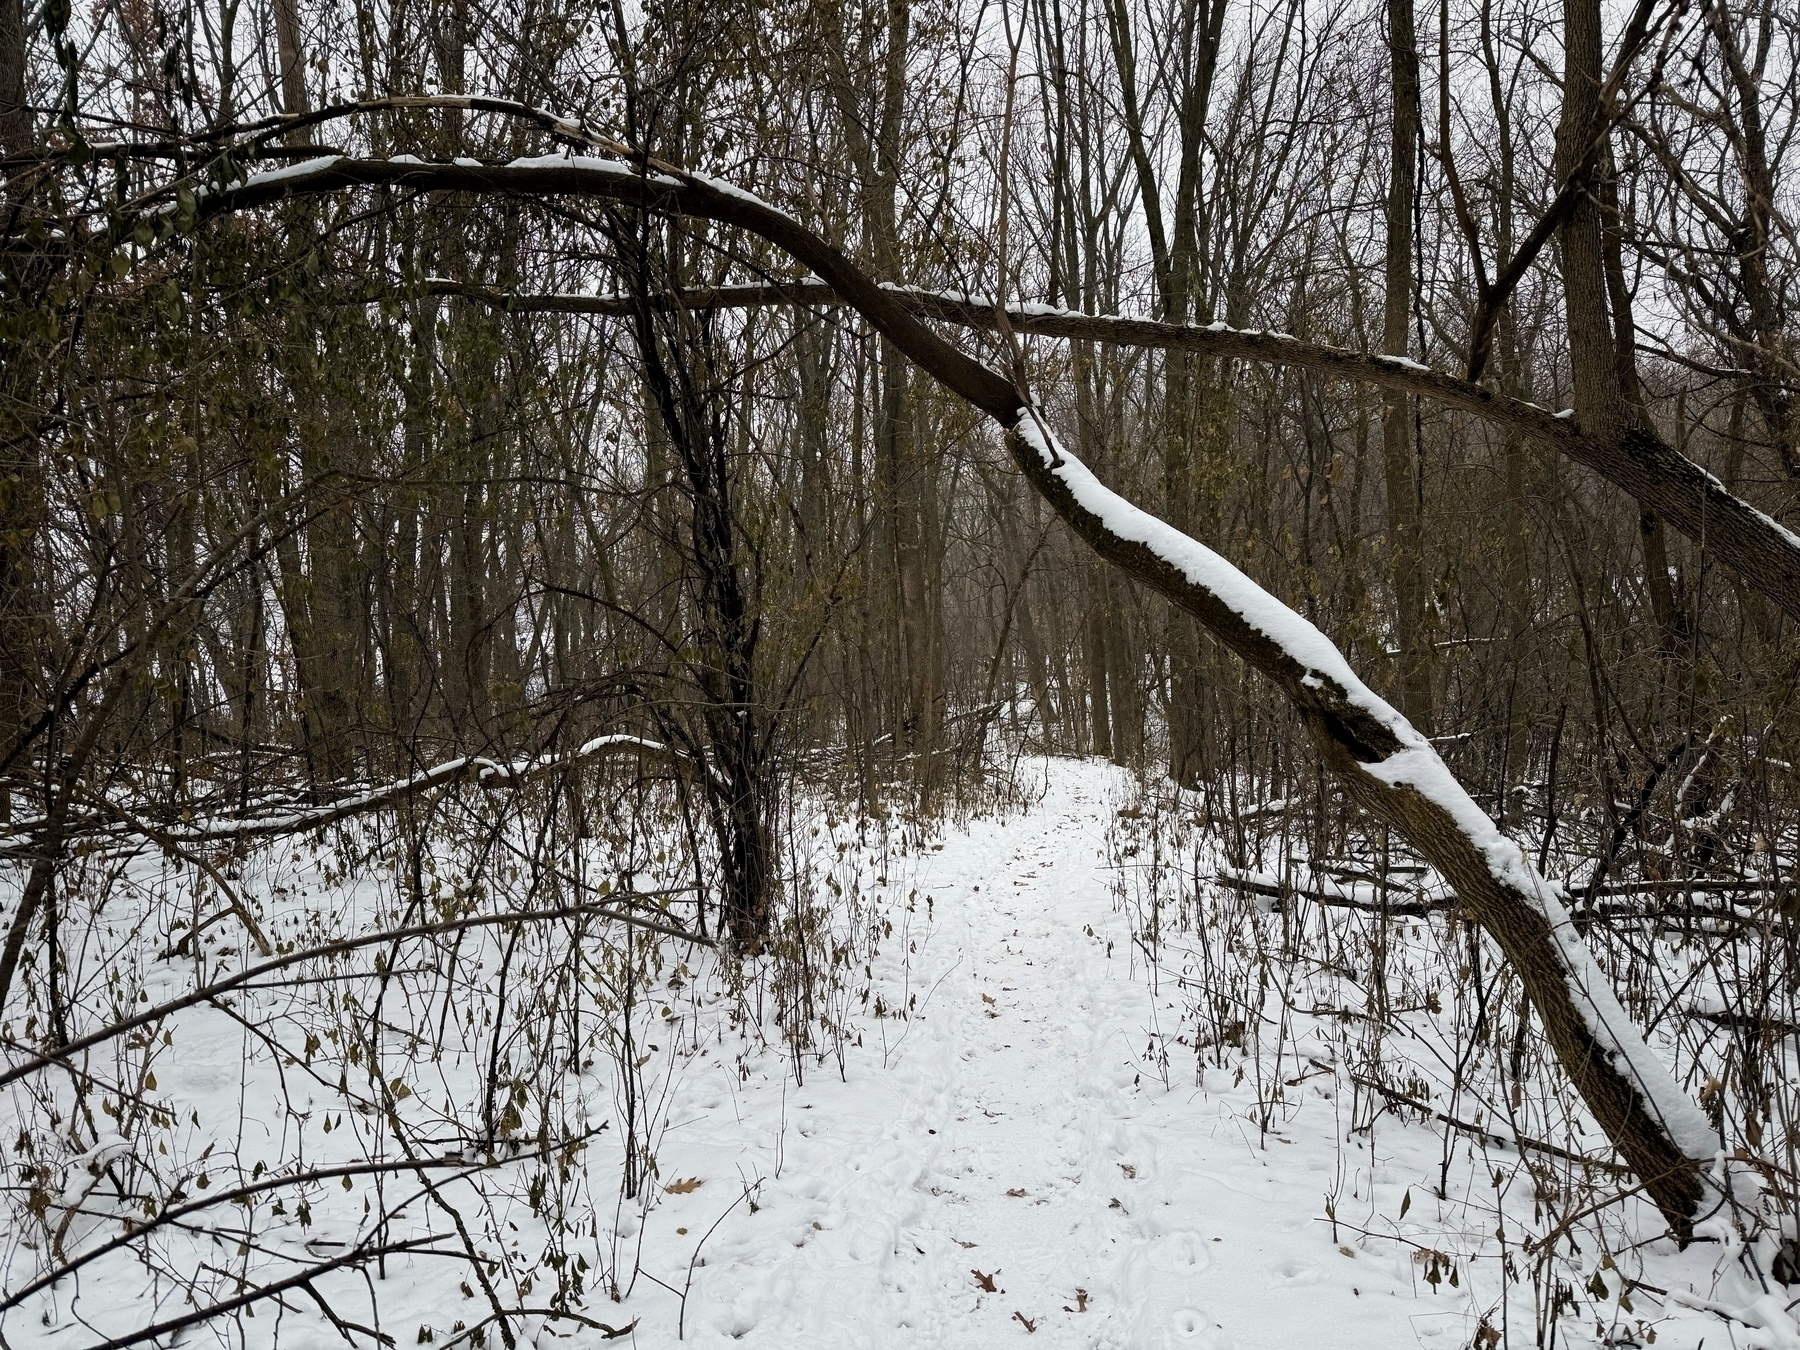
[{"xmin": 664, "ymin": 1177, "xmax": 704, "ymax": 1195}]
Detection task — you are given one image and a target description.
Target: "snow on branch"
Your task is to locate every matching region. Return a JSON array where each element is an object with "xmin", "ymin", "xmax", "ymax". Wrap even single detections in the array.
[
  {"xmin": 1009, "ymin": 413, "xmax": 1719, "ymax": 1168},
  {"xmin": 0, "ymin": 734, "xmax": 679, "ymax": 855}
]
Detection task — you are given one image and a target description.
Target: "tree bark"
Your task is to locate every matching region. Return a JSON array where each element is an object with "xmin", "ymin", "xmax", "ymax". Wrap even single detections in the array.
[
  {"xmin": 1104, "ymin": 0, "xmax": 1229, "ymax": 786},
  {"xmin": 0, "ymin": 0, "xmax": 25, "ymax": 157},
  {"xmin": 1558, "ymin": 0, "xmax": 1686, "ymax": 656},
  {"xmin": 0, "ymin": 0, "xmax": 38, "ymax": 824},
  {"xmin": 274, "ymin": 0, "xmax": 310, "ymax": 141},
  {"xmin": 826, "ymin": 0, "xmax": 942, "ymax": 788}
]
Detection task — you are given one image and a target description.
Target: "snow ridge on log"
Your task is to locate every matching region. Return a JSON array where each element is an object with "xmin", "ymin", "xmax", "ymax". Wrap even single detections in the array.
[{"xmin": 1011, "ymin": 413, "xmax": 1718, "ymax": 1169}]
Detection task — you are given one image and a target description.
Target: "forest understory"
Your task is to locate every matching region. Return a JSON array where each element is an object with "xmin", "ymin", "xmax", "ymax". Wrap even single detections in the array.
[
  {"xmin": 3, "ymin": 741, "xmax": 1798, "ymax": 1350},
  {"xmin": 4, "ymin": 0, "xmax": 1800, "ymax": 1343}
]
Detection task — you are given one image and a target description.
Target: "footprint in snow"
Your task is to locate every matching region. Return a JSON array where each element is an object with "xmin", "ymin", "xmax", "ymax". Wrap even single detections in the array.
[
  {"xmin": 1167, "ymin": 1307, "xmax": 1234, "ymax": 1347},
  {"xmin": 1146, "ymin": 1230, "xmax": 1213, "ymax": 1274},
  {"xmin": 1267, "ymin": 1255, "xmax": 1325, "ymax": 1287},
  {"xmin": 1117, "ymin": 1234, "xmax": 1232, "ymax": 1348}
]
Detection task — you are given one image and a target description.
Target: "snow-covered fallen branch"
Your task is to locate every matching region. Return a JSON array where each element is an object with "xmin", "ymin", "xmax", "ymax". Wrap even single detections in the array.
[
  {"xmin": 1006, "ymin": 410, "xmax": 1718, "ymax": 1235},
  {"xmin": 1213, "ymin": 867, "xmax": 1454, "ymax": 918},
  {"xmin": 0, "ymin": 733, "xmax": 677, "ymax": 856},
  {"xmin": 171, "ymin": 732, "xmax": 677, "ymax": 842}
]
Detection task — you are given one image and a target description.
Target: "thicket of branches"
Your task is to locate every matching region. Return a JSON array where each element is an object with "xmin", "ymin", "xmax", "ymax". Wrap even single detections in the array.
[{"xmin": 1, "ymin": 0, "xmax": 1799, "ymax": 1336}]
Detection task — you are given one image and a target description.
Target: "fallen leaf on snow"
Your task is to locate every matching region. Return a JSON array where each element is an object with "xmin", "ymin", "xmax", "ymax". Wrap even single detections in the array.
[
  {"xmin": 1006, "ymin": 1188, "xmax": 1027, "ymax": 1197},
  {"xmin": 1014, "ymin": 1311, "xmax": 1037, "ymax": 1333},
  {"xmin": 664, "ymin": 1177, "xmax": 704, "ymax": 1194},
  {"xmin": 972, "ymin": 1269, "xmax": 1000, "ymax": 1293}
]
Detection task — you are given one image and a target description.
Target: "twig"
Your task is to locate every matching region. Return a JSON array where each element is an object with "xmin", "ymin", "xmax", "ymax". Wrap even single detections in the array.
[
  {"xmin": 1, "ymin": 1135, "xmax": 603, "ymax": 1313},
  {"xmin": 680, "ymin": 1181, "xmax": 757, "ymax": 1340},
  {"xmin": 73, "ymin": 1233, "xmax": 451, "ymax": 1350},
  {"xmin": 1350, "ymin": 1073, "xmax": 1631, "ymax": 1174},
  {"xmin": 0, "ymin": 898, "xmax": 709, "ymax": 1091}
]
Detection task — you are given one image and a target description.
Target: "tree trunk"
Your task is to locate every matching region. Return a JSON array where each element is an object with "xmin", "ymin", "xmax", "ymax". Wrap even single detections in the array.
[
  {"xmin": 0, "ymin": 0, "xmax": 25, "ymax": 156},
  {"xmin": 0, "ymin": 0, "xmax": 37, "ymax": 822},
  {"xmin": 274, "ymin": 0, "xmax": 310, "ymax": 139},
  {"xmin": 1382, "ymin": 0, "xmax": 1433, "ymax": 735},
  {"xmin": 1105, "ymin": 0, "xmax": 1229, "ymax": 786}
]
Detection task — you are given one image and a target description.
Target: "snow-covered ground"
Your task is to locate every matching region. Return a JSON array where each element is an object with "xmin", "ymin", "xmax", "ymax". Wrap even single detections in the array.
[
  {"xmin": 4, "ymin": 757, "xmax": 1789, "ymax": 1348},
  {"xmin": 594, "ymin": 760, "xmax": 1794, "ymax": 1350},
  {"xmin": 628, "ymin": 759, "xmax": 1427, "ymax": 1348}
]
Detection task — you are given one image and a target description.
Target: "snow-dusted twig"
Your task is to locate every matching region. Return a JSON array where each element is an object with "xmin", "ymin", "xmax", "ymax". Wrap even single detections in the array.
[{"xmin": 0, "ymin": 897, "xmax": 710, "ymax": 1093}]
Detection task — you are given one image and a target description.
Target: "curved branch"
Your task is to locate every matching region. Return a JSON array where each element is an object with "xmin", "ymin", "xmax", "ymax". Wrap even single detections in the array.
[{"xmin": 410, "ymin": 264, "xmax": 1800, "ymax": 623}]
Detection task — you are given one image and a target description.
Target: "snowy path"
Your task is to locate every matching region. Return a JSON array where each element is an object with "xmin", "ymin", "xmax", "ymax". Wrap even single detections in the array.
[{"xmin": 635, "ymin": 763, "xmax": 1440, "ymax": 1349}]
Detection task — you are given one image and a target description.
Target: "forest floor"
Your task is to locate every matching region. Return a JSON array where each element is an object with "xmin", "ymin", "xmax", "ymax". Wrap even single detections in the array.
[
  {"xmin": 606, "ymin": 758, "xmax": 1677, "ymax": 1349},
  {"xmin": 6, "ymin": 758, "xmax": 1782, "ymax": 1349},
  {"xmin": 618, "ymin": 757, "xmax": 1420, "ymax": 1348}
]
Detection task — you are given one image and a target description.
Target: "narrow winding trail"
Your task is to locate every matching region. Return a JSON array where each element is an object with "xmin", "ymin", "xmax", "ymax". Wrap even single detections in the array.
[{"xmin": 641, "ymin": 761, "xmax": 1441, "ymax": 1348}]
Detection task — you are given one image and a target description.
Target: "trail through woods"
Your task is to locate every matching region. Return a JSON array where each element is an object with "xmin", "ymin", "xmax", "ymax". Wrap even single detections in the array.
[
  {"xmin": 639, "ymin": 760, "xmax": 1396, "ymax": 1347},
  {"xmin": 6, "ymin": 759, "xmax": 1783, "ymax": 1349},
  {"xmin": 628, "ymin": 761, "xmax": 1775, "ymax": 1349}
]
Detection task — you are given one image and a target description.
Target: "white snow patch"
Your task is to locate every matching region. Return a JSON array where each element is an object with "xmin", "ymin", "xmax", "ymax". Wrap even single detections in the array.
[
  {"xmin": 239, "ymin": 155, "xmax": 345, "ymax": 188},
  {"xmin": 1373, "ymin": 353, "xmax": 1434, "ymax": 373}
]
